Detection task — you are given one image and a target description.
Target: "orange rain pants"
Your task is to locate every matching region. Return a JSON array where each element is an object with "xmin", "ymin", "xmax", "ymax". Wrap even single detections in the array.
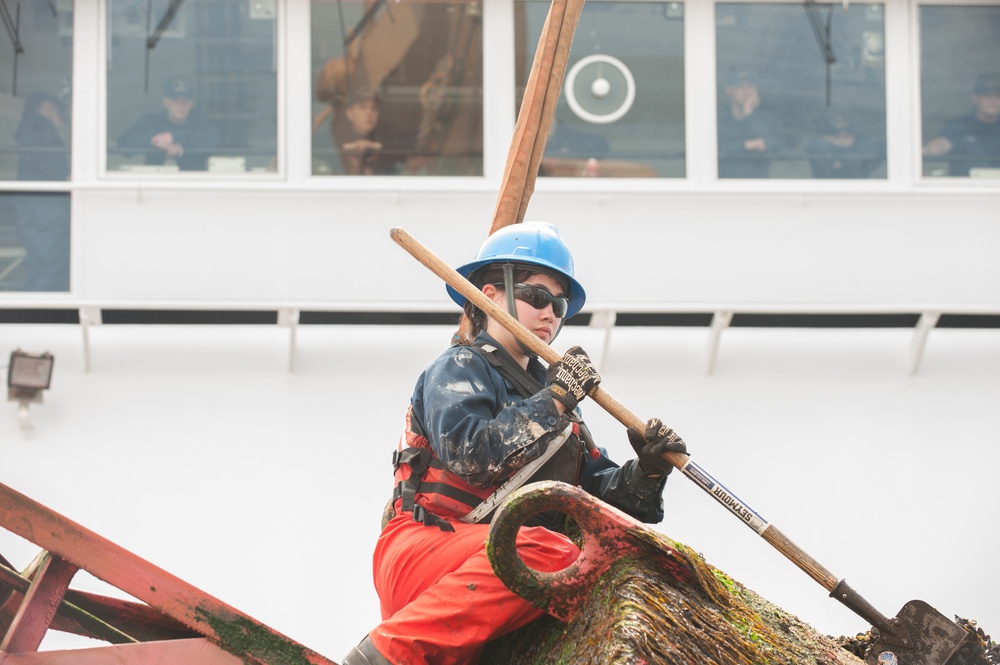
[{"xmin": 368, "ymin": 512, "xmax": 580, "ymax": 665}]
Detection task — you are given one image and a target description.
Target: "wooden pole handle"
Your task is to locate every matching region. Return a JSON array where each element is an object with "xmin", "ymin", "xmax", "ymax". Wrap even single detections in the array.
[
  {"xmin": 390, "ymin": 227, "xmax": 873, "ymax": 609},
  {"xmin": 393, "ymin": 226, "xmax": 681, "ymax": 470}
]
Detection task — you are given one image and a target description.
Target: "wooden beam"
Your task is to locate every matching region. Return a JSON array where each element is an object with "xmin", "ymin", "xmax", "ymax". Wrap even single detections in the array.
[{"xmin": 489, "ymin": 0, "xmax": 585, "ymax": 234}]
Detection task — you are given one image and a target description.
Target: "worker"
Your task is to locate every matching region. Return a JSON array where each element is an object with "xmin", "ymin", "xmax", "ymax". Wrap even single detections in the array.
[{"xmin": 343, "ymin": 222, "xmax": 689, "ymax": 665}]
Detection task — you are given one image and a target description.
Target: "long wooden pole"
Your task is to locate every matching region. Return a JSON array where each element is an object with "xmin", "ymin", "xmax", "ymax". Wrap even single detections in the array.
[
  {"xmin": 490, "ymin": 0, "xmax": 585, "ymax": 234},
  {"xmin": 454, "ymin": 0, "xmax": 585, "ymax": 345},
  {"xmin": 390, "ymin": 227, "xmax": 913, "ymax": 639}
]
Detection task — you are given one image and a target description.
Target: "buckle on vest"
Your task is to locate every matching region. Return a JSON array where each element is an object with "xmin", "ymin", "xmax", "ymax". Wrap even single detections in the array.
[{"xmin": 411, "ymin": 505, "xmax": 455, "ymax": 533}]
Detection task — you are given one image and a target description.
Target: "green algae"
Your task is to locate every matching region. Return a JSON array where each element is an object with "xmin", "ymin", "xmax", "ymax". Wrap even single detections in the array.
[
  {"xmin": 480, "ymin": 551, "xmax": 844, "ymax": 665},
  {"xmin": 195, "ymin": 606, "xmax": 314, "ymax": 665}
]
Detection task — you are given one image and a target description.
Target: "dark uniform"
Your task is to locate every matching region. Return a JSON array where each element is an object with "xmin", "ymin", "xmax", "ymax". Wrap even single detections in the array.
[
  {"xmin": 933, "ymin": 112, "xmax": 1000, "ymax": 176},
  {"xmin": 117, "ymin": 109, "xmax": 219, "ymax": 171},
  {"xmin": 367, "ymin": 333, "xmax": 666, "ymax": 665}
]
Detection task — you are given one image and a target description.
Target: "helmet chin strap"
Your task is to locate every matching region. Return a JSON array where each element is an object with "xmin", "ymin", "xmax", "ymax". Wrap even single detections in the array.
[
  {"xmin": 502, "ymin": 263, "xmax": 534, "ymax": 357},
  {"xmin": 502, "ymin": 263, "xmax": 518, "ymax": 320},
  {"xmin": 502, "ymin": 263, "xmax": 565, "ymax": 356}
]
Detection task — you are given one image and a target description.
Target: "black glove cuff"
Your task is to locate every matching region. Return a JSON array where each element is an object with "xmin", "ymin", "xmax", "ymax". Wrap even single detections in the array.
[
  {"xmin": 626, "ymin": 459, "xmax": 670, "ymax": 491},
  {"xmin": 638, "ymin": 460, "xmax": 673, "ymax": 479},
  {"xmin": 547, "ymin": 384, "xmax": 579, "ymax": 412}
]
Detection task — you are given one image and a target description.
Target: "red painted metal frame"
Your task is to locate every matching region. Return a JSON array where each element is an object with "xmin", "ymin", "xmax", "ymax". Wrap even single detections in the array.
[
  {"xmin": 0, "ymin": 482, "xmax": 338, "ymax": 665},
  {"xmin": 1, "ymin": 553, "xmax": 77, "ymax": 654},
  {"xmin": 486, "ymin": 480, "xmax": 697, "ymax": 621},
  {"xmin": 0, "ymin": 637, "xmax": 243, "ymax": 664}
]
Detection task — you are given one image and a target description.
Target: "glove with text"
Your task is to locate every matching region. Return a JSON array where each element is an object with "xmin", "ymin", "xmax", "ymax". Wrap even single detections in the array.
[
  {"xmin": 546, "ymin": 346, "xmax": 601, "ymax": 411},
  {"xmin": 628, "ymin": 417, "xmax": 688, "ymax": 479}
]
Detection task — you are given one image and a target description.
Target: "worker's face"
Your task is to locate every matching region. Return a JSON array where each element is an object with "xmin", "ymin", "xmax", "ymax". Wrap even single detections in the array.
[
  {"xmin": 163, "ymin": 96, "xmax": 195, "ymax": 124},
  {"xmin": 484, "ymin": 272, "xmax": 567, "ymax": 346},
  {"xmin": 972, "ymin": 91, "xmax": 1000, "ymax": 124},
  {"xmin": 345, "ymin": 98, "xmax": 380, "ymax": 136},
  {"xmin": 725, "ymin": 80, "xmax": 759, "ymax": 106},
  {"xmin": 36, "ymin": 100, "xmax": 63, "ymax": 128}
]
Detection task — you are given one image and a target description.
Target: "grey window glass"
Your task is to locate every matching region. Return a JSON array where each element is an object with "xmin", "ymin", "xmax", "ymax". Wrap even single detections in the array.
[
  {"xmin": 107, "ymin": 0, "xmax": 277, "ymax": 173},
  {"xmin": 0, "ymin": 2, "xmax": 72, "ymax": 293},
  {"xmin": 920, "ymin": 5, "xmax": 1000, "ymax": 179},
  {"xmin": 0, "ymin": 2, "xmax": 72, "ymax": 181},
  {"xmin": 515, "ymin": 0, "xmax": 685, "ymax": 178},
  {"xmin": 0, "ymin": 192, "xmax": 71, "ymax": 292},
  {"xmin": 716, "ymin": 3, "xmax": 887, "ymax": 179},
  {"xmin": 311, "ymin": 0, "xmax": 483, "ymax": 176}
]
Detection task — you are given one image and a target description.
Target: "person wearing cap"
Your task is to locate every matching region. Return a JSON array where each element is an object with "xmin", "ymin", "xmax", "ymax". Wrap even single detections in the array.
[
  {"xmin": 807, "ymin": 113, "xmax": 885, "ymax": 179},
  {"xmin": 331, "ymin": 88, "xmax": 410, "ymax": 175},
  {"xmin": 13, "ymin": 91, "xmax": 71, "ymax": 291},
  {"xmin": 717, "ymin": 67, "xmax": 782, "ymax": 178},
  {"xmin": 923, "ymin": 72, "xmax": 1000, "ymax": 176},
  {"xmin": 342, "ymin": 223, "xmax": 689, "ymax": 665},
  {"xmin": 116, "ymin": 76, "xmax": 219, "ymax": 171}
]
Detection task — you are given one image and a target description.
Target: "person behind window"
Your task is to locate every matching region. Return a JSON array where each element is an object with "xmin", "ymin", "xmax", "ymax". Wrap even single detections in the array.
[
  {"xmin": 12, "ymin": 92, "xmax": 71, "ymax": 291},
  {"xmin": 332, "ymin": 88, "xmax": 410, "ymax": 175},
  {"xmin": 538, "ymin": 116, "xmax": 611, "ymax": 177},
  {"xmin": 16, "ymin": 92, "xmax": 69, "ymax": 181},
  {"xmin": 546, "ymin": 116, "xmax": 610, "ymax": 160},
  {"xmin": 923, "ymin": 72, "xmax": 1000, "ymax": 176},
  {"xmin": 116, "ymin": 77, "xmax": 220, "ymax": 171},
  {"xmin": 807, "ymin": 114, "xmax": 885, "ymax": 179},
  {"xmin": 717, "ymin": 67, "xmax": 781, "ymax": 179}
]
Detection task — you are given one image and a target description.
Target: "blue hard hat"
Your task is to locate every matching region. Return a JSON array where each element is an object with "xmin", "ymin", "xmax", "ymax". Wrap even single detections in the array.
[{"xmin": 447, "ymin": 222, "xmax": 587, "ymax": 319}]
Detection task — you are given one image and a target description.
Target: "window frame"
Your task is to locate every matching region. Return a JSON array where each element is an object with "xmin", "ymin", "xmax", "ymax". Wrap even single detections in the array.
[
  {"xmin": 96, "ymin": 0, "xmax": 288, "ymax": 181},
  {"xmin": 0, "ymin": 0, "xmax": 993, "ymax": 195},
  {"xmin": 911, "ymin": 0, "xmax": 1000, "ymax": 186}
]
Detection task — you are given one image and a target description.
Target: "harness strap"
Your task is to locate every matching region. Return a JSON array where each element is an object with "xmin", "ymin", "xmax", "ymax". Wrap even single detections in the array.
[
  {"xmin": 391, "ymin": 342, "xmax": 576, "ymax": 532},
  {"xmin": 411, "ymin": 505, "xmax": 456, "ymax": 532},
  {"xmin": 392, "ymin": 447, "xmax": 436, "ymax": 475},
  {"xmin": 392, "ymin": 448, "xmax": 432, "ymax": 514},
  {"xmin": 459, "ymin": 423, "xmax": 574, "ymax": 524},
  {"xmin": 392, "ymin": 478, "xmax": 483, "ymax": 513},
  {"xmin": 392, "ymin": 448, "xmax": 467, "ymax": 533},
  {"xmin": 476, "ymin": 343, "xmax": 546, "ymax": 399}
]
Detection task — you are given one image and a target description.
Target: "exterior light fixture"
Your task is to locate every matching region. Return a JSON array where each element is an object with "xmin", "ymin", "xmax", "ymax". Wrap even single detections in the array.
[{"xmin": 7, "ymin": 349, "xmax": 55, "ymax": 432}]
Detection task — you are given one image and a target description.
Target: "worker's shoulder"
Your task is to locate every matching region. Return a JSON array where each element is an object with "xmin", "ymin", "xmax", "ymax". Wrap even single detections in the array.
[{"xmin": 430, "ymin": 342, "xmax": 493, "ymax": 371}]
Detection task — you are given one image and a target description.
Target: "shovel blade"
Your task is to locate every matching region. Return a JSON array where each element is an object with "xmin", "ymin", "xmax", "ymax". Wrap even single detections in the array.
[{"xmin": 865, "ymin": 600, "xmax": 983, "ymax": 665}]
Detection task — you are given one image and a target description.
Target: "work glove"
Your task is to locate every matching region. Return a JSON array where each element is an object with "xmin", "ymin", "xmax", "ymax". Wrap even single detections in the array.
[
  {"xmin": 628, "ymin": 418, "xmax": 688, "ymax": 479},
  {"xmin": 546, "ymin": 346, "xmax": 601, "ymax": 412}
]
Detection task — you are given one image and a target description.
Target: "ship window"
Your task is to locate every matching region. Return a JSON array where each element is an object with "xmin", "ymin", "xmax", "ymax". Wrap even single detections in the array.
[
  {"xmin": 715, "ymin": 2, "xmax": 887, "ymax": 180},
  {"xmin": 0, "ymin": 192, "xmax": 71, "ymax": 292},
  {"xmin": 106, "ymin": 0, "xmax": 278, "ymax": 174},
  {"xmin": 0, "ymin": 1, "xmax": 73, "ymax": 293},
  {"xmin": 310, "ymin": 0, "xmax": 484, "ymax": 177},
  {"xmin": 0, "ymin": 0, "xmax": 73, "ymax": 183},
  {"xmin": 515, "ymin": 0, "xmax": 686, "ymax": 178},
  {"xmin": 919, "ymin": 4, "xmax": 1000, "ymax": 179}
]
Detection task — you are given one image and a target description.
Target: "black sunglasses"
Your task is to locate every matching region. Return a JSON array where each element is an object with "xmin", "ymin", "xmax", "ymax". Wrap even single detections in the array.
[{"xmin": 494, "ymin": 283, "xmax": 569, "ymax": 318}]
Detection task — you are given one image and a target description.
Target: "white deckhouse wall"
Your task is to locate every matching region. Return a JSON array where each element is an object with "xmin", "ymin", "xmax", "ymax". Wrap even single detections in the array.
[{"xmin": 1, "ymin": 0, "xmax": 997, "ymax": 661}]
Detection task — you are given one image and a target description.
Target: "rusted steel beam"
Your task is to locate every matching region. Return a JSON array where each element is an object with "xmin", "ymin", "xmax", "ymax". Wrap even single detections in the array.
[
  {"xmin": 0, "ymin": 637, "xmax": 244, "ymax": 665},
  {"xmin": 0, "ymin": 483, "xmax": 337, "ymax": 665},
  {"xmin": 0, "ymin": 555, "xmax": 14, "ymax": 611},
  {"xmin": 62, "ymin": 589, "xmax": 194, "ymax": 642},
  {"xmin": 1, "ymin": 556, "xmax": 180, "ymax": 644},
  {"xmin": 1, "ymin": 553, "xmax": 77, "ymax": 654}
]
